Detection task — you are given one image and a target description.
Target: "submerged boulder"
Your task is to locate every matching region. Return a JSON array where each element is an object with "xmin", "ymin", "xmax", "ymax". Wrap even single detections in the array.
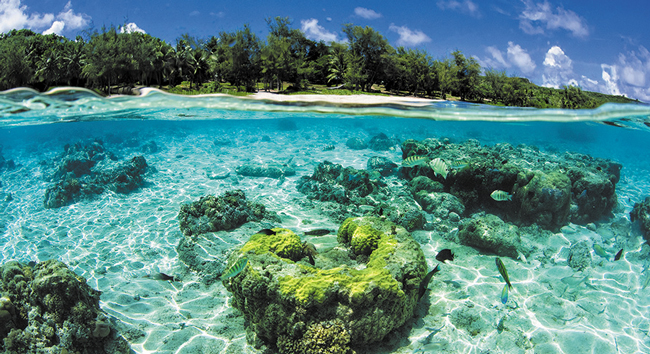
[
  {"xmin": 631, "ymin": 196, "xmax": 650, "ymax": 242},
  {"xmin": 0, "ymin": 260, "xmax": 132, "ymax": 353},
  {"xmin": 513, "ymin": 170, "xmax": 571, "ymax": 231},
  {"xmin": 457, "ymin": 214, "xmax": 522, "ymax": 258},
  {"xmin": 42, "ymin": 141, "xmax": 151, "ymax": 208},
  {"xmin": 222, "ymin": 217, "xmax": 427, "ymax": 353}
]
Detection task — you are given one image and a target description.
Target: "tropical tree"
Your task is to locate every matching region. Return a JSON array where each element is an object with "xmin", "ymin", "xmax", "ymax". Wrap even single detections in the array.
[
  {"xmin": 342, "ymin": 24, "xmax": 393, "ymax": 91},
  {"xmin": 326, "ymin": 41, "xmax": 347, "ymax": 86}
]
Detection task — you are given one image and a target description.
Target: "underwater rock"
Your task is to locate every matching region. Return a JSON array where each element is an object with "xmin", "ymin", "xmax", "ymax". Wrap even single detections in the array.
[
  {"xmin": 177, "ymin": 189, "xmax": 278, "ymax": 237},
  {"xmin": 42, "ymin": 141, "xmax": 151, "ymax": 208},
  {"xmin": 513, "ymin": 170, "xmax": 571, "ymax": 231},
  {"xmin": 366, "ymin": 156, "xmax": 398, "ymax": 177},
  {"xmin": 401, "ymin": 138, "xmax": 621, "ymax": 230},
  {"xmin": 297, "ymin": 161, "xmax": 386, "ymax": 204},
  {"xmin": 457, "ymin": 214, "xmax": 522, "ymax": 258},
  {"xmin": 414, "ymin": 191, "xmax": 465, "ymax": 219},
  {"xmin": 0, "ymin": 260, "xmax": 132, "ymax": 353},
  {"xmin": 345, "ymin": 137, "xmax": 367, "ymax": 150},
  {"xmin": 236, "ymin": 162, "xmax": 296, "ymax": 179},
  {"xmin": 408, "ymin": 176, "xmax": 444, "ymax": 195},
  {"xmin": 567, "ymin": 241, "xmax": 592, "ymax": 271},
  {"xmin": 222, "ymin": 217, "xmax": 427, "ymax": 352},
  {"xmin": 630, "ymin": 196, "xmax": 650, "ymax": 242},
  {"xmin": 568, "ymin": 168, "xmax": 617, "ymax": 224},
  {"xmin": 367, "ymin": 133, "xmax": 397, "ymax": 151}
]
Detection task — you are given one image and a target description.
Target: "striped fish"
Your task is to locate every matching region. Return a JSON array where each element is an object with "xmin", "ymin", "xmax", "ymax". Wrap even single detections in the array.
[
  {"xmin": 428, "ymin": 158, "xmax": 449, "ymax": 179},
  {"xmin": 402, "ymin": 155, "xmax": 429, "ymax": 167},
  {"xmin": 501, "ymin": 283, "xmax": 509, "ymax": 304},
  {"xmin": 495, "ymin": 257, "xmax": 512, "ymax": 289},
  {"xmin": 490, "ymin": 190, "xmax": 512, "ymax": 201},
  {"xmin": 221, "ymin": 257, "xmax": 248, "ymax": 281}
]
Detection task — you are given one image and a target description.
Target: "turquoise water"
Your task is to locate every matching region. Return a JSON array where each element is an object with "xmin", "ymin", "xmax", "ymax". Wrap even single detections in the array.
[{"xmin": 1, "ymin": 87, "xmax": 650, "ymax": 353}]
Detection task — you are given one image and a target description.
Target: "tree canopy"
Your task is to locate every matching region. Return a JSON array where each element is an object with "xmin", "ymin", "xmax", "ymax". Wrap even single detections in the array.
[{"xmin": 0, "ymin": 22, "xmax": 637, "ymax": 108}]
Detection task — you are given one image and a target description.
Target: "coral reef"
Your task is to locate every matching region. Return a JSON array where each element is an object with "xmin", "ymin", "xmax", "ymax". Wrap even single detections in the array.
[
  {"xmin": 567, "ymin": 241, "xmax": 592, "ymax": 271},
  {"xmin": 366, "ymin": 156, "xmax": 398, "ymax": 177},
  {"xmin": 222, "ymin": 217, "xmax": 426, "ymax": 353},
  {"xmin": 42, "ymin": 140, "xmax": 151, "ymax": 208},
  {"xmin": 297, "ymin": 161, "xmax": 426, "ymax": 231},
  {"xmin": 176, "ymin": 190, "xmax": 279, "ymax": 282},
  {"xmin": 0, "ymin": 146, "xmax": 15, "ymax": 171},
  {"xmin": 400, "ymin": 138, "xmax": 620, "ymax": 230},
  {"xmin": 630, "ymin": 196, "xmax": 650, "ymax": 242},
  {"xmin": 0, "ymin": 260, "xmax": 132, "ymax": 353}
]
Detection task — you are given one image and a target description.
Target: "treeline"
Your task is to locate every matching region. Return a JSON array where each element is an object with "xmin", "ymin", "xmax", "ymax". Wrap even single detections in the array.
[{"xmin": 0, "ymin": 18, "xmax": 636, "ymax": 108}]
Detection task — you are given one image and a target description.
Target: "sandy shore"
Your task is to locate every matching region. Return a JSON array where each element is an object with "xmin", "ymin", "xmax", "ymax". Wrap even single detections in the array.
[{"xmin": 248, "ymin": 92, "xmax": 441, "ymax": 106}]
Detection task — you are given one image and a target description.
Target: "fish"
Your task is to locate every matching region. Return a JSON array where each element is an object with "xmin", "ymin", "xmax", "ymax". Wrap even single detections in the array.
[
  {"xmin": 501, "ymin": 283, "xmax": 509, "ymax": 304},
  {"xmin": 419, "ymin": 264, "xmax": 441, "ymax": 299},
  {"xmin": 435, "ymin": 249, "xmax": 454, "ymax": 262},
  {"xmin": 143, "ymin": 272, "xmax": 180, "ymax": 282},
  {"xmin": 402, "ymin": 155, "xmax": 430, "ymax": 168},
  {"xmin": 322, "ymin": 144, "xmax": 335, "ymax": 151},
  {"xmin": 495, "ymin": 257, "xmax": 512, "ymax": 289},
  {"xmin": 221, "ymin": 258, "xmax": 248, "ymax": 281},
  {"xmin": 490, "ymin": 190, "xmax": 512, "ymax": 201},
  {"xmin": 593, "ymin": 244, "xmax": 608, "ymax": 260},
  {"xmin": 614, "ymin": 248, "xmax": 624, "ymax": 261},
  {"xmin": 304, "ymin": 229, "xmax": 331, "ymax": 236},
  {"xmin": 302, "ymin": 242, "xmax": 318, "ymax": 266},
  {"xmin": 256, "ymin": 228, "xmax": 276, "ymax": 235},
  {"xmin": 428, "ymin": 158, "xmax": 449, "ymax": 179}
]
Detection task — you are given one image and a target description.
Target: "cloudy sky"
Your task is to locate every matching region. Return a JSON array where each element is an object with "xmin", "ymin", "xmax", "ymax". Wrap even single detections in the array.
[{"xmin": 2, "ymin": 0, "xmax": 649, "ymax": 101}]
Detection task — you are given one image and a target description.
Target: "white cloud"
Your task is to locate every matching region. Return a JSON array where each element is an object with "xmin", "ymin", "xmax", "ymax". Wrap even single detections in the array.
[
  {"xmin": 354, "ymin": 7, "xmax": 381, "ymax": 20},
  {"xmin": 542, "ymin": 45, "xmax": 573, "ymax": 88},
  {"xmin": 43, "ymin": 20, "xmax": 64, "ymax": 35},
  {"xmin": 326, "ymin": 17, "xmax": 332, "ymax": 22},
  {"xmin": 519, "ymin": 1, "xmax": 589, "ymax": 38},
  {"xmin": 120, "ymin": 22, "xmax": 145, "ymax": 34},
  {"xmin": 389, "ymin": 24, "xmax": 431, "ymax": 47},
  {"xmin": 300, "ymin": 18, "xmax": 338, "ymax": 43},
  {"xmin": 436, "ymin": 0, "xmax": 481, "ymax": 17},
  {"xmin": 56, "ymin": 1, "xmax": 89, "ymax": 30},
  {"xmin": 507, "ymin": 41, "xmax": 536, "ymax": 74},
  {"xmin": 483, "ymin": 45, "xmax": 510, "ymax": 68},
  {"xmin": 0, "ymin": 0, "xmax": 88, "ymax": 35},
  {"xmin": 189, "ymin": 10, "xmax": 200, "ymax": 17},
  {"xmin": 0, "ymin": 0, "xmax": 54, "ymax": 33}
]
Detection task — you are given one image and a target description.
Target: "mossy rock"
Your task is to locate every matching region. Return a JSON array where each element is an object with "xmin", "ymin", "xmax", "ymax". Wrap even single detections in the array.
[
  {"xmin": 513, "ymin": 170, "xmax": 571, "ymax": 231},
  {"xmin": 0, "ymin": 260, "xmax": 133, "ymax": 353},
  {"xmin": 223, "ymin": 217, "xmax": 427, "ymax": 353}
]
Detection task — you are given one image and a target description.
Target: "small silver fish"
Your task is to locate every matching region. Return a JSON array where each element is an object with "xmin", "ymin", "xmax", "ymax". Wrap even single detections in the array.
[
  {"xmin": 491, "ymin": 190, "xmax": 512, "ymax": 201},
  {"xmin": 501, "ymin": 283, "xmax": 509, "ymax": 304},
  {"xmin": 402, "ymin": 155, "xmax": 430, "ymax": 167},
  {"xmin": 428, "ymin": 158, "xmax": 449, "ymax": 179},
  {"xmin": 221, "ymin": 258, "xmax": 248, "ymax": 281}
]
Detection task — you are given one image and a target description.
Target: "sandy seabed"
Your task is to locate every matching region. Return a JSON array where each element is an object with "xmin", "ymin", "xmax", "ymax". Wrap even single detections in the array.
[{"xmin": 0, "ymin": 112, "xmax": 649, "ymax": 354}]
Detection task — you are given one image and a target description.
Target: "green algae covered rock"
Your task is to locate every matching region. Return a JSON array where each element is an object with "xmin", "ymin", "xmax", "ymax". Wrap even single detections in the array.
[
  {"xmin": 513, "ymin": 170, "xmax": 571, "ymax": 231},
  {"xmin": 0, "ymin": 260, "xmax": 132, "ymax": 353},
  {"xmin": 223, "ymin": 217, "xmax": 427, "ymax": 353}
]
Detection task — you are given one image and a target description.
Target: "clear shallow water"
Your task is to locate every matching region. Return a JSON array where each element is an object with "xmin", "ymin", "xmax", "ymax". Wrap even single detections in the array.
[{"xmin": 1, "ymin": 88, "xmax": 650, "ymax": 353}]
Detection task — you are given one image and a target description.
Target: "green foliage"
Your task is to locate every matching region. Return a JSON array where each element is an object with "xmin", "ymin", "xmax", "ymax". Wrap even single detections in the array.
[{"xmin": 0, "ymin": 21, "xmax": 639, "ymax": 108}]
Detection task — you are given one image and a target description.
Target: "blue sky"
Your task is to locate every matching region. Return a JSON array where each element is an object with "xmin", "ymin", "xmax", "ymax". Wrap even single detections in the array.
[{"xmin": 2, "ymin": 0, "xmax": 650, "ymax": 101}]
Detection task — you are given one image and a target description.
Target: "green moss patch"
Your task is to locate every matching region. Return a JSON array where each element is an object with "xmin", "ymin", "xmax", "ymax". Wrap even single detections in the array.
[{"xmin": 240, "ymin": 228, "xmax": 303, "ymax": 261}]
